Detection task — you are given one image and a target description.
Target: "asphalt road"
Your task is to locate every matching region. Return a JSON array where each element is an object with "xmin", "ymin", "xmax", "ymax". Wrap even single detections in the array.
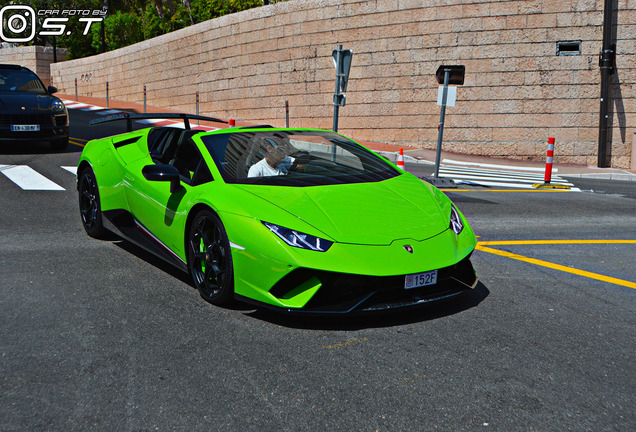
[{"xmin": 1, "ymin": 109, "xmax": 634, "ymax": 431}]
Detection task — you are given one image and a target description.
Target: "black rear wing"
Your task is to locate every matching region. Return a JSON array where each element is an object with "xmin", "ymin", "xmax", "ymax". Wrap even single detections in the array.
[{"xmin": 89, "ymin": 113, "xmax": 227, "ymax": 132}]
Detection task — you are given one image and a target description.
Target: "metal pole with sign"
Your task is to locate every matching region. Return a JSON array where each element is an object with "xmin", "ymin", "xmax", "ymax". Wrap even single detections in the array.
[
  {"xmin": 332, "ymin": 45, "xmax": 352, "ymax": 131},
  {"xmin": 433, "ymin": 65, "xmax": 465, "ymax": 179},
  {"xmin": 332, "ymin": 45, "xmax": 352, "ymax": 160}
]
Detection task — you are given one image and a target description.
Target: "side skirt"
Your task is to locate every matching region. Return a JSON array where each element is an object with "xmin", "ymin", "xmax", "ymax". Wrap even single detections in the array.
[{"xmin": 102, "ymin": 209, "xmax": 188, "ymax": 273}]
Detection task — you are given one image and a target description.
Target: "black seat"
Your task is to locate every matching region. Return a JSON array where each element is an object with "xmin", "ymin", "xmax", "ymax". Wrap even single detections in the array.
[{"xmin": 148, "ymin": 127, "xmax": 181, "ymax": 164}]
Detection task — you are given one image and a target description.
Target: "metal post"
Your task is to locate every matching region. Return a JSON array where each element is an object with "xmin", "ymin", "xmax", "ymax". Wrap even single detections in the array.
[
  {"xmin": 285, "ymin": 100, "xmax": 289, "ymax": 128},
  {"xmin": 75, "ymin": 78, "xmax": 78, "ymax": 101},
  {"xmin": 332, "ymin": 45, "xmax": 342, "ymax": 134},
  {"xmin": 434, "ymin": 69, "xmax": 451, "ymax": 178},
  {"xmin": 196, "ymin": 91, "xmax": 199, "ymax": 126},
  {"xmin": 106, "ymin": 81, "xmax": 109, "ymax": 108},
  {"xmin": 332, "ymin": 45, "xmax": 344, "ymax": 162},
  {"xmin": 100, "ymin": 19, "xmax": 106, "ymax": 53},
  {"xmin": 597, "ymin": 0, "xmax": 615, "ymax": 168},
  {"xmin": 143, "ymin": 85, "xmax": 147, "ymax": 113}
]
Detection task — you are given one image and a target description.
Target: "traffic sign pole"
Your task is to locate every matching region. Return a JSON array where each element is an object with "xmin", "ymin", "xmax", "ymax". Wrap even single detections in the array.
[
  {"xmin": 434, "ymin": 69, "xmax": 451, "ymax": 178},
  {"xmin": 432, "ymin": 65, "xmax": 465, "ymax": 180},
  {"xmin": 332, "ymin": 45, "xmax": 353, "ymax": 160},
  {"xmin": 332, "ymin": 45, "xmax": 343, "ymax": 134}
]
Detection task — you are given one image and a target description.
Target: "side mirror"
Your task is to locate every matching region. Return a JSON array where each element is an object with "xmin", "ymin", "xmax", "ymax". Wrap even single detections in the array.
[
  {"xmin": 48, "ymin": 85, "xmax": 58, "ymax": 94},
  {"xmin": 142, "ymin": 164, "xmax": 181, "ymax": 193}
]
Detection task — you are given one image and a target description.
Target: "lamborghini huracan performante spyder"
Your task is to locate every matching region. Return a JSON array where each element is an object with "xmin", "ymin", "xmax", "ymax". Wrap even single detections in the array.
[{"xmin": 78, "ymin": 113, "xmax": 478, "ymax": 314}]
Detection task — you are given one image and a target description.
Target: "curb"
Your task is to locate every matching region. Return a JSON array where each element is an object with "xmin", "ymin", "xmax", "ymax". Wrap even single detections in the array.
[
  {"xmin": 374, "ymin": 151, "xmax": 434, "ymax": 165},
  {"xmin": 562, "ymin": 173, "xmax": 636, "ymax": 182}
]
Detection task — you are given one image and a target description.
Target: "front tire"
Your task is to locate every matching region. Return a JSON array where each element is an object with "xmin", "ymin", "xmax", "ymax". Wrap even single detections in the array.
[
  {"xmin": 78, "ymin": 167, "xmax": 108, "ymax": 239},
  {"xmin": 187, "ymin": 210, "xmax": 235, "ymax": 306}
]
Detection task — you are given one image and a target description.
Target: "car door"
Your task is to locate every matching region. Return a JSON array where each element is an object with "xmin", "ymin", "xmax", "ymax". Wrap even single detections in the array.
[{"xmin": 123, "ymin": 131, "xmax": 213, "ymax": 254}]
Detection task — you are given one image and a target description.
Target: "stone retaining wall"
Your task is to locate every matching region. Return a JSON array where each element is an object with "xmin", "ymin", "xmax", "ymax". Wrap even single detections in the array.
[
  {"xmin": 47, "ymin": 0, "xmax": 634, "ymax": 168},
  {"xmin": 0, "ymin": 45, "xmax": 67, "ymax": 87}
]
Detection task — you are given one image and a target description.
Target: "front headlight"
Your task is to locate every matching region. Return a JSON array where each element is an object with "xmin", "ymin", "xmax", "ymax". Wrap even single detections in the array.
[
  {"xmin": 263, "ymin": 221, "xmax": 333, "ymax": 252},
  {"xmin": 51, "ymin": 100, "xmax": 66, "ymax": 112},
  {"xmin": 450, "ymin": 205, "xmax": 464, "ymax": 235}
]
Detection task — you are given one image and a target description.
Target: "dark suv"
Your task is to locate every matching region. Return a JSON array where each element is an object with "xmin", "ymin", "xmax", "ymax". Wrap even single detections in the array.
[{"xmin": 0, "ymin": 64, "xmax": 69, "ymax": 151}]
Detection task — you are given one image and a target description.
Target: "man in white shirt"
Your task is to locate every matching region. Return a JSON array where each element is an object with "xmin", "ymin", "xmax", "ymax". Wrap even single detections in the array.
[{"xmin": 248, "ymin": 138, "xmax": 296, "ymax": 178}]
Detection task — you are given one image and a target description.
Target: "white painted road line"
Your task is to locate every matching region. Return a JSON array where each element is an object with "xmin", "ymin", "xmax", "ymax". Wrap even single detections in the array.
[
  {"xmin": 437, "ymin": 165, "xmax": 580, "ymax": 191},
  {"xmin": 136, "ymin": 119, "xmax": 169, "ymax": 124},
  {"xmin": 63, "ymin": 102, "xmax": 91, "ymax": 109},
  {"xmin": 442, "ymin": 159, "xmax": 558, "ymax": 173},
  {"xmin": 62, "ymin": 166, "xmax": 78, "ymax": 175},
  {"xmin": 81, "ymin": 106, "xmax": 108, "ymax": 111},
  {"xmin": 439, "ymin": 166, "xmax": 561, "ymax": 181},
  {"xmin": 0, "ymin": 165, "xmax": 65, "ymax": 191},
  {"xmin": 98, "ymin": 109, "xmax": 125, "ymax": 115}
]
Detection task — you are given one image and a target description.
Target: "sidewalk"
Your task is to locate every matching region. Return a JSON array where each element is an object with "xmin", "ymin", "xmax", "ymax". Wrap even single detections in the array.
[{"xmin": 61, "ymin": 94, "xmax": 636, "ymax": 182}]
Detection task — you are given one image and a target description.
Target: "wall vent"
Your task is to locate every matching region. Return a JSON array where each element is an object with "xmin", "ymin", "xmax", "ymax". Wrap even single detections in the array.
[{"xmin": 557, "ymin": 41, "xmax": 582, "ymax": 56}]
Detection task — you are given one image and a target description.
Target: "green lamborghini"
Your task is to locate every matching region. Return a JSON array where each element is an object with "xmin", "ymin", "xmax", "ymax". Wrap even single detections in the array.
[{"xmin": 78, "ymin": 113, "xmax": 478, "ymax": 314}]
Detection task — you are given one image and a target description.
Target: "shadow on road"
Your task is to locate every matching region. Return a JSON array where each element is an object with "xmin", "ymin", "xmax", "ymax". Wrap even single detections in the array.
[
  {"xmin": 112, "ymin": 236, "xmax": 489, "ymax": 328},
  {"xmin": 245, "ymin": 282, "xmax": 490, "ymax": 330},
  {"xmin": 0, "ymin": 140, "xmax": 78, "ymax": 155},
  {"xmin": 112, "ymin": 238, "xmax": 255, "ymax": 312}
]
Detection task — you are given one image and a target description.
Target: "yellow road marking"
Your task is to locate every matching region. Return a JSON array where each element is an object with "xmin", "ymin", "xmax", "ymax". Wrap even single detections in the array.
[
  {"xmin": 476, "ymin": 245, "xmax": 636, "ymax": 289},
  {"xmin": 478, "ymin": 240, "xmax": 636, "ymax": 246},
  {"xmin": 70, "ymin": 137, "xmax": 89, "ymax": 142},
  {"xmin": 69, "ymin": 138, "xmax": 86, "ymax": 147}
]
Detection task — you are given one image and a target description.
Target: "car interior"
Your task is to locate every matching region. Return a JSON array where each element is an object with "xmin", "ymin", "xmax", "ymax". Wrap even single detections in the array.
[{"xmin": 147, "ymin": 127, "xmax": 212, "ymax": 186}]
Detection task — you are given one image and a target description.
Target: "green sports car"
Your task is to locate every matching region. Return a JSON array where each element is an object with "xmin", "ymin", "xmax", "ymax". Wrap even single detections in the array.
[{"xmin": 78, "ymin": 113, "xmax": 477, "ymax": 314}]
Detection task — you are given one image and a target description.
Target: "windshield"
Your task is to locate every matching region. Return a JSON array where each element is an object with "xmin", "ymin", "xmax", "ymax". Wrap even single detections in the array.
[
  {"xmin": 201, "ymin": 130, "xmax": 399, "ymax": 186},
  {"xmin": 0, "ymin": 68, "xmax": 46, "ymax": 93}
]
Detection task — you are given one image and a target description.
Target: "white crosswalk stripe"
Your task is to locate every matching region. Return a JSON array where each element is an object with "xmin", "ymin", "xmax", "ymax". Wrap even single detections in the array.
[
  {"xmin": 0, "ymin": 165, "xmax": 65, "ymax": 190},
  {"xmin": 437, "ymin": 162, "xmax": 580, "ymax": 191},
  {"xmin": 0, "ymin": 165, "xmax": 77, "ymax": 191},
  {"xmin": 62, "ymin": 166, "xmax": 78, "ymax": 175}
]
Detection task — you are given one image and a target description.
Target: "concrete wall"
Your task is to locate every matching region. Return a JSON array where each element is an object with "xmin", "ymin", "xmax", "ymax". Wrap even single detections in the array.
[
  {"xmin": 0, "ymin": 45, "xmax": 67, "ymax": 87},
  {"xmin": 49, "ymin": 0, "xmax": 634, "ymax": 168}
]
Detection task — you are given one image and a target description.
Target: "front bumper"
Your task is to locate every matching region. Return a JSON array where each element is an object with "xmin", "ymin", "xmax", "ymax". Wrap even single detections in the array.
[
  {"xmin": 0, "ymin": 113, "xmax": 69, "ymax": 142},
  {"xmin": 237, "ymin": 255, "xmax": 478, "ymax": 314}
]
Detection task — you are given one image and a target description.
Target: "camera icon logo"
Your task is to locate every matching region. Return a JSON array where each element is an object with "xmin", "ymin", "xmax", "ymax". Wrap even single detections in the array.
[{"xmin": 0, "ymin": 5, "xmax": 37, "ymax": 43}]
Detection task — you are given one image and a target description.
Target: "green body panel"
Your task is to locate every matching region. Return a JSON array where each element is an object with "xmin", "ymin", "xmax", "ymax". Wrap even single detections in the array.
[
  {"xmin": 78, "ymin": 126, "xmax": 477, "ymax": 310},
  {"xmin": 221, "ymin": 208, "xmax": 475, "ymax": 308},
  {"xmin": 233, "ymin": 173, "xmax": 449, "ymax": 245}
]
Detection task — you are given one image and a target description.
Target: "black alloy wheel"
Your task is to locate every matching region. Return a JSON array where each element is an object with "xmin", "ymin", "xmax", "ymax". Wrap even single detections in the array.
[
  {"xmin": 187, "ymin": 210, "xmax": 234, "ymax": 305},
  {"xmin": 78, "ymin": 167, "xmax": 107, "ymax": 238}
]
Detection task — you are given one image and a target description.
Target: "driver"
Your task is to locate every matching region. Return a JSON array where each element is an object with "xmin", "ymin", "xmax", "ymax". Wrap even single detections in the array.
[{"xmin": 247, "ymin": 137, "xmax": 296, "ymax": 178}]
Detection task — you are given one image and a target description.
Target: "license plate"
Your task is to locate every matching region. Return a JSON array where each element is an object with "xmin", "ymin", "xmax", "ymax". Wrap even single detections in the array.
[
  {"xmin": 11, "ymin": 124, "xmax": 40, "ymax": 132},
  {"xmin": 405, "ymin": 270, "xmax": 438, "ymax": 289}
]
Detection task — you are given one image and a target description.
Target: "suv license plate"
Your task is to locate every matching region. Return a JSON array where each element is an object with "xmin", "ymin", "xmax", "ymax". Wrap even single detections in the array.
[
  {"xmin": 405, "ymin": 270, "xmax": 438, "ymax": 289},
  {"xmin": 11, "ymin": 124, "xmax": 40, "ymax": 131}
]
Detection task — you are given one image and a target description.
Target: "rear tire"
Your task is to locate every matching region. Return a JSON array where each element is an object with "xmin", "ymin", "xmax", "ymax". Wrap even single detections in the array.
[
  {"xmin": 78, "ymin": 167, "xmax": 108, "ymax": 239},
  {"xmin": 187, "ymin": 210, "xmax": 235, "ymax": 306}
]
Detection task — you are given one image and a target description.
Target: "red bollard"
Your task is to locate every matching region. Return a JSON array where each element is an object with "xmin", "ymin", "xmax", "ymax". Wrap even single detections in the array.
[
  {"xmin": 544, "ymin": 137, "xmax": 555, "ymax": 184},
  {"xmin": 229, "ymin": 119, "xmax": 235, "ymax": 128},
  {"xmin": 397, "ymin": 148, "xmax": 405, "ymax": 170},
  {"xmin": 533, "ymin": 137, "xmax": 570, "ymax": 189}
]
